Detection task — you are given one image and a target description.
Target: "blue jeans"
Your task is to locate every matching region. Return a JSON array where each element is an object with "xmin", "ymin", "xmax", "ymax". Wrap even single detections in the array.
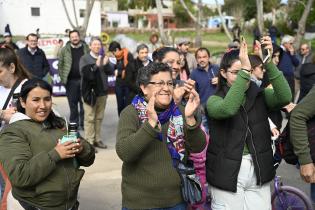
[{"xmin": 122, "ymin": 203, "xmax": 187, "ymax": 210}]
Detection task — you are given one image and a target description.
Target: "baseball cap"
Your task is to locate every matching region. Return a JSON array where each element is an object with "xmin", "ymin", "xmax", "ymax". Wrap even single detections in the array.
[
  {"xmin": 3, "ymin": 32, "xmax": 11, "ymax": 37},
  {"xmin": 176, "ymin": 37, "xmax": 191, "ymax": 46}
]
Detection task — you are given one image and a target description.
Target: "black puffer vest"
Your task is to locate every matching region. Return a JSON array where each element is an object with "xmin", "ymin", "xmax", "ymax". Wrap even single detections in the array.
[{"xmin": 206, "ymin": 82, "xmax": 275, "ymax": 192}]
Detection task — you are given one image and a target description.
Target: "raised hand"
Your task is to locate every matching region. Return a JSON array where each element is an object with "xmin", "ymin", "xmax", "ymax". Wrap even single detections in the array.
[
  {"xmin": 185, "ymin": 89, "xmax": 200, "ymax": 126},
  {"xmin": 147, "ymin": 91, "xmax": 159, "ymax": 129},
  {"xmin": 239, "ymin": 36, "xmax": 251, "ymax": 71},
  {"xmin": 261, "ymin": 36, "xmax": 273, "ymax": 62}
]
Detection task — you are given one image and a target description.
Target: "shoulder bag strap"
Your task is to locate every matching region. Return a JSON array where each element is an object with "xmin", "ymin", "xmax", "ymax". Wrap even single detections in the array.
[{"xmin": 2, "ymin": 78, "xmax": 23, "ymax": 110}]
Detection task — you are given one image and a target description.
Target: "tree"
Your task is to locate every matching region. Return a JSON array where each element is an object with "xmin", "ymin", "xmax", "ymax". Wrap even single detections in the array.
[
  {"xmin": 294, "ymin": 0, "xmax": 315, "ymax": 48},
  {"xmin": 215, "ymin": 0, "xmax": 233, "ymax": 41},
  {"xmin": 155, "ymin": 0, "xmax": 170, "ymax": 45},
  {"xmin": 173, "ymin": 0, "xmax": 196, "ymax": 27},
  {"xmin": 118, "ymin": 0, "xmax": 129, "ymax": 10},
  {"xmin": 61, "ymin": 0, "xmax": 96, "ymax": 38},
  {"xmin": 256, "ymin": 0, "xmax": 264, "ymax": 34}
]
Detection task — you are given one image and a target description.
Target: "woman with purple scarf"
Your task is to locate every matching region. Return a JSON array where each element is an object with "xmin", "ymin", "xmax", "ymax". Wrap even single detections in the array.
[{"xmin": 116, "ymin": 62, "xmax": 206, "ymax": 210}]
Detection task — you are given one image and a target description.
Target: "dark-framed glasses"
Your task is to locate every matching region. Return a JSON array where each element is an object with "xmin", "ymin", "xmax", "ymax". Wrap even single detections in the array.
[{"xmin": 148, "ymin": 80, "xmax": 174, "ymax": 88}]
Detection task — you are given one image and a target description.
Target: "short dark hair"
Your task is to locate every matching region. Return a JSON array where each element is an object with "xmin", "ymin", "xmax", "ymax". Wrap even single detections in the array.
[
  {"xmin": 249, "ymin": 54, "xmax": 263, "ymax": 69},
  {"xmin": 137, "ymin": 62, "xmax": 171, "ymax": 91},
  {"xmin": 195, "ymin": 47, "xmax": 210, "ymax": 58},
  {"xmin": 154, "ymin": 47, "xmax": 178, "ymax": 62},
  {"xmin": 26, "ymin": 33, "xmax": 38, "ymax": 40},
  {"xmin": 108, "ymin": 41, "xmax": 121, "ymax": 52},
  {"xmin": 136, "ymin": 44, "xmax": 148, "ymax": 53},
  {"xmin": 69, "ymin": 30, "xmax": 80, "ymax": 38},
  {"xmin": 17, "ymin": 78, "xmax": 65, "ymax": 129}
]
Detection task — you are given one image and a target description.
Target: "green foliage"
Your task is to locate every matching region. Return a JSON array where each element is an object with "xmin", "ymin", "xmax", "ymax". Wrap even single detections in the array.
[
  {"xmin": 173, "ymin": 0, "xmax": 196, "ymax": 27},
  {"xmin": 264, "ymin": 0, "xmax": 281, "ymax": 13},
  {"xmin": 128, "ymin": 0, "xmax": 156, "ymax": 11},
  {"xmin": 118, "ymin": 0, "xmax": 129, "ymax": 11},
  {"xmin": 288, "ymin": 0, "xmax": 315, "ymax": 27}
]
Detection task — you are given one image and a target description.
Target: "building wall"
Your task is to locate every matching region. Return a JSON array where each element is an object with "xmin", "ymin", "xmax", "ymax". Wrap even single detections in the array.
[
  {"xmin": 0, "ymin": 0, "xmax": 101, "ymax": 36},
  {"xmin": 106, "ymin": 12, "xmax": 129, "ymax": 27}
]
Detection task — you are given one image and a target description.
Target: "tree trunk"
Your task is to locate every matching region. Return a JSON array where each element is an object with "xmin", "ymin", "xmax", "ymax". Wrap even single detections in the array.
[
  {"xmin": 295, "ymin": 0, "xmax": 314, "ymax": 48},
  {"xmin": 272, "ymin": 8, "xmax": 276, "ymax": 25},
  {"xmin": 155, "ymin": 0, "xmax": 170, "ymax": 45},
  {"xmin": 195, "ymin": 0, "xmax": 202, "ymax": 48},
  {"xmin": 71, "ymin": 0, "xmax": 79, "ymax": 26},
  {"xmin": 61, "ymin": 0, "xmax": 76, "ymax": 28},
  {"xmin": 256, "ymin": 0, "xmax": 264, "ymax": 35},
  {"xmin": 80, "ymin": 0, "xmax": 96, "ymax": 38},
  {"xmin": 179, "ymin": 0, "xmax": 203, "ymax": 27},
  {"xmin": 215, "ymin": 0, "xmax": 233, "ymax": 41}
]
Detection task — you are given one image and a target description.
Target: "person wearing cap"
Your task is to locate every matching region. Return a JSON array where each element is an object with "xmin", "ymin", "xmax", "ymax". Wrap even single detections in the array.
[
  {"xmin": 278, "ymin": 35, "xmax": 299, "ymax": 99},
  {"xmin": 176, "ymin": 38, "xmax": 197, "ymax": 72},
  {"xmin": 0, "ymin": 32, "xmax": 19, "ymax": 51}
]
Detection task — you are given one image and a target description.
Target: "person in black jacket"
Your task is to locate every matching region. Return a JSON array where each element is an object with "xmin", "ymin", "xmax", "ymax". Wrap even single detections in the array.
[
  {"xmin": 108, "ymin": 41, "xmax": 135, "ymax": 116},
  {"xmin": 17, "ymin": 33, "xmax": 50, "ymax": 80},
  {"xmin": 125, "ymin": 44, "xmax": 151, "ymax": 104},
  {"xmin": 79, "ymin": 37, "xmax": 112, "ymax": 151},
  {"xmin": 299, "ymin": 54, "xmax": 315, "ymax": 102}
]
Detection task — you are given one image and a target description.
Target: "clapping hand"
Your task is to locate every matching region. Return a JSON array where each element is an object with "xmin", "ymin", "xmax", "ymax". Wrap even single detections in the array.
[
  {"xmin": 173, "ymin": 79, "xmax": 195, "ymax": 105},
  {"xmin": 184, "ymin": 89, "xmax": 200, "ymax": 126},
  {"xmin": 147, "ymin": 91, "xmax": 159, "ymax": 129}
]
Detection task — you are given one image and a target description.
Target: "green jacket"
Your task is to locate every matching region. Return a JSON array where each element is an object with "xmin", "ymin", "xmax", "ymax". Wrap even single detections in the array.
[
  {"xmin": 290, "ymin": 86, "xmax": 315, "ymax": 165},
  {"xmin": 58, "ymin": 41, "xmax": 89, "ymax": 84},
  {"xmin": 116, "ymin": 104, "xmax": 206, "ymax": 209},
  {"xmin": 0, "ymin": 119, "xmax": 95, "ymax": 210}
]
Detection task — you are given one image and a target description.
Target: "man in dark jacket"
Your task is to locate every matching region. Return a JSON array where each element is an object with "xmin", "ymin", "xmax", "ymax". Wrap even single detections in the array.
[
  {"xmin": 125, "ymin": 43, "xmax": 151, "ymax": 104},
  {"xmin": 108, "ymin": 41, "xmax": 134, "ymax": 116},
  {"xmin": 58, "ymin": 30, "xmax": 89, "ymax": 129},
  {"xmin": 278, "ymin": 35, "xmax": 299, "ymax": 98},
  {"xmin": 17, "ymin": 33, "xmax": 50, "ymax": 79},
  {"xmin": 79, "ymin": 37, "xmax": 112, "ymax": 151}
]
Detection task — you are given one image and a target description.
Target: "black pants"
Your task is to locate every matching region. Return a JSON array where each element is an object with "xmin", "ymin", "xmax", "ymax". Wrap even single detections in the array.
[
  {"xmin": 284, "ymin": 75, "xmax": 295, "ymax": 101},
  {"xmin": 19, "ymin": 200, "xmax": 79, "ymax": 210},
  {"xmin": 66, "ymin": 79, "xmax": 84, "ymax": 126},
  {"xmin": 115, "ymin": 84, "xmax": 129, "ymax": 116}
]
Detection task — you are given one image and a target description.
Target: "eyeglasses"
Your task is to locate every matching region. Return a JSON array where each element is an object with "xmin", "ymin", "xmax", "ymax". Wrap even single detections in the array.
[
  {"xmin": 148, "ymin": 80, "xmax": 174, "ymax": 88},
  {"xmin": 300, "ymin": 48, "xmax": 308, "ymax": 51}
]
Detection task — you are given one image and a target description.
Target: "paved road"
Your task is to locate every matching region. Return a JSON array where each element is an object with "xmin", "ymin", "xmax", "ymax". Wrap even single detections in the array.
[{"xmin": 52, "ymin": 95, "xmax": 312, "ymax": 210}]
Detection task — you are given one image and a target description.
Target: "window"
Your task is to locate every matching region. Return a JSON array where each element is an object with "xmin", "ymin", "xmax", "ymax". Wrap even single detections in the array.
[
  {"xmin": 80, "ymin": 9, "xmax": 85, "ymax": 18},
  {"xmin": 31, "ymin": 7, "xmax": 40, "ymax": 16}
]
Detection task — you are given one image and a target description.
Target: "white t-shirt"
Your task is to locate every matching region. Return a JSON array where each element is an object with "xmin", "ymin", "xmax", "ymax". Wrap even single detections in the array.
[
  {"xmin": 0, "ymin": 79, "xmax": 27, "ymax": 129},
  {"xmin": 0, "ymin": 79, "xmax": 27, "ymax": 109}
]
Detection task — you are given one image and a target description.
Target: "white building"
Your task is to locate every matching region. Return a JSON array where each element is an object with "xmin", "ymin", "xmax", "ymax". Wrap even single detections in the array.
[{"xmin": 0, "ymin": 0, "xmax": 101, "ymax": 36}]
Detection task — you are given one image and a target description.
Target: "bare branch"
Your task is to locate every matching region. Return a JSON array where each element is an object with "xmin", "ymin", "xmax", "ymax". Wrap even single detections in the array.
[
  {"xmin": 179, "ymin": 0, "xmax": 203, "ymax": 27},
  {"xmin": 215, "ymin": 0, "xmax": 233, "ymax": 41},
  {"xmin": 72, "ymin": 0, "xmax": 79, "ymax": 26},
  {"xmin": 81, "ymin": 0, "xmax": 96, "ymax": 37},
  {"xmin": 61, "ymin": 0, "xmax": 76, "ymax": 28},
  {"xmin": 295, "ymin": 0, "xmax": 314, "ymax": 48}
]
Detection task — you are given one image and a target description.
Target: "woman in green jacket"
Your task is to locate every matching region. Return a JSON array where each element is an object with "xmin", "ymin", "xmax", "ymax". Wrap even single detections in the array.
[
  {"xmin": 206, "ymin": 36, "xmax": 291, "ymax": 210},
  {"xmin": 0, "ymin": 78, "xmax": 95, "ymax": 210}
]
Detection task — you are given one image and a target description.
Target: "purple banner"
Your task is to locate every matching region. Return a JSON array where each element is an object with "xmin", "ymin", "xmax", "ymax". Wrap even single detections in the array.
[{"xmin": 48, "ymin": 59, "xmax": 66, "ymax": 96}]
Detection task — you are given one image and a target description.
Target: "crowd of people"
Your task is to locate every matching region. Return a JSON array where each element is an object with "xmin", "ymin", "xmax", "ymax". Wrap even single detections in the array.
[{"xmin": 0, "ymin": 28, "xmax": 314, "ymax": 210}]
